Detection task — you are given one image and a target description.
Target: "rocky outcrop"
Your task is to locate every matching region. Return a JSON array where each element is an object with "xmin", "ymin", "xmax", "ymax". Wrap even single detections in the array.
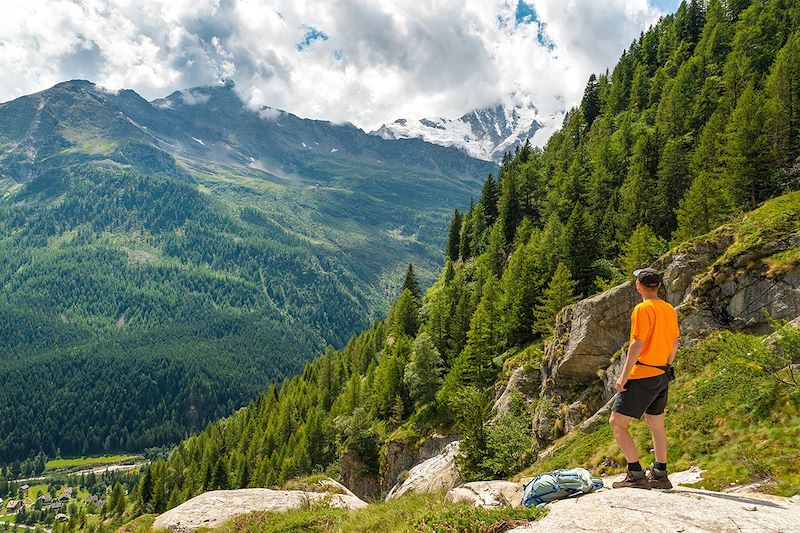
[
  {"xmin": 508, "ymin": 486, "xmax": 800, "ymax": 533},
  {"xmin": 151, "ymin": 487, "xmax": 367, "ymax": 532},
  {"xmin": 386, "ymin": 441, "xmax": 462, "ymax": 500},
  {"xmin": 531, "ymin": 224, "xmax": 800, "ymax": 453},
  {"xmin": 492, "ymin": 366, "xmax": 542, "ymax": 416},
  {"xmin": 380, "ymin": 434, "xmax": 457, "ymax": 494},
  {"xmin": 541, "ymin": 230, "xmax": 734, "ymax": 402},
  {"xmin": 446, "ymin": 480, "xmax": 524, "ymax": 509},
  {"xmin": 340, "ymin": 450, "xmax": 380, "ymax": 501}
]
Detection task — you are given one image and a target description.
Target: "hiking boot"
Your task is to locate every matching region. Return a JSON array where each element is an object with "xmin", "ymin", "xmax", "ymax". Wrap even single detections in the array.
[
  {"xmin": 612, "ymin": 470, "xmax": 650, "ymax": 489},
  {"xmin": 646, "ymin": 464, "xmax": 673, "ymax": 489}
]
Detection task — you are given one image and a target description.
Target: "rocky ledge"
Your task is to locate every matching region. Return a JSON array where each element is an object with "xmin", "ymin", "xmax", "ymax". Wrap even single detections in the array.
[{"xmin": 151, "ymin": 483, "xmax": 366, "ymax": 532}]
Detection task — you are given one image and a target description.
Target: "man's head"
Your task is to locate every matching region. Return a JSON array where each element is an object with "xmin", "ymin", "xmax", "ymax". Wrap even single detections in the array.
[{"xmin": 633, "ymin": 267, "xmax": 662, "ymax": 297}]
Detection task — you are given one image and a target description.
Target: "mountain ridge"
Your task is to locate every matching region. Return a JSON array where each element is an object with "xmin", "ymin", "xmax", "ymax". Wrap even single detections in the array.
[{"xmin": 370, "ymin": 95, "xmax": 549, "ymax": 163}]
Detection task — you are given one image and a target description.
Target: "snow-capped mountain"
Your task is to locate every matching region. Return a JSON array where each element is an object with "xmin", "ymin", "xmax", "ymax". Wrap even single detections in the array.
[{"xmin": 371, "ymin": 96, "xmax": 545, "ymax": 163}]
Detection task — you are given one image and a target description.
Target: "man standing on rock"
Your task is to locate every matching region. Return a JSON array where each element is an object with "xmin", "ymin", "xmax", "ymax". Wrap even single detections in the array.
[{"xmin": 610, "ymin": 268, "xmax": 679, "ymax": 490}]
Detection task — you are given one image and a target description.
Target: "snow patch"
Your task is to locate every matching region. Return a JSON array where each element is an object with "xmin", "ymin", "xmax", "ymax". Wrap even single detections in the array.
[
  {"xmin": 330, "ymin": 148, "xmax": 338, "ymax": 153},
  {"xmin": 192, "ymin": 137, "xmax": 205, "ymax": 146},
  {"xmin": 371, "ymin": 95, "xmax": 547, "ymax": 162}
]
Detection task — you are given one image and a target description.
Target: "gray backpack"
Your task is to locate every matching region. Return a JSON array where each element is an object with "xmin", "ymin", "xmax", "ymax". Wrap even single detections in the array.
[{"xmin": 521, "ymin": 468, "xmax": 604, "ymax": 508}]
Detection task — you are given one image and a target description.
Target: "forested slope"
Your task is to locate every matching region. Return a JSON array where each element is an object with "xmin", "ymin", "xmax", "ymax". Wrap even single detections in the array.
[
  {"xmin": 0, "ymin": 79, "xmax": 495, "ymax": 463},
  {"xmin": 130, "ymin": 0, "xmax": 800, "ymax": 516}
]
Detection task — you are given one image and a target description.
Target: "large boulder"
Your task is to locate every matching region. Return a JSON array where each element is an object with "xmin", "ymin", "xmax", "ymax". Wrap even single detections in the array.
[
  {"xmin": 151, "ymin": 487, "xmax": 367, "ymax": 532},
  {"xmin": 380, "ymin": 434, "xmax": 457, "ymax": 493},
  {"xmin": 446, "ymin": 480, "xmax": 524, "ymax": 509},
  {"xmin": 386, "ymin": 441, "xmax": 462, "ymax": 500},
  {"xmin": 492, "ymin": 366, "xmax": 542, "ymax": 417},
  {"xmin": 508, "ymin": 486, "xmax": 800, "ymax": 533}
]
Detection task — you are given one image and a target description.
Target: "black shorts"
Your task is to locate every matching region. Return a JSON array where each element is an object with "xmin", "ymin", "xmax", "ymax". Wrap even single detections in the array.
[{"xmin": 612, "ymin": 373, "xmax": 670, "ymax": 418}]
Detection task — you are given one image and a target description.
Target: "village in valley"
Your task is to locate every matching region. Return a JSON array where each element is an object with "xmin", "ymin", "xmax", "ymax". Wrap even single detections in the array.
[{"xmin": 0, "ymin": 455, "xmax": 143, "ymax": 531}]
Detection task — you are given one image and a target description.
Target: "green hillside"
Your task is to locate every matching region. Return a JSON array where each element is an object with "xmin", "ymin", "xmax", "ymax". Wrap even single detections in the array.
[
  {"xmin": 0, "ymin": 80, "xmax": 495, "ymax": 463},
  {"xmin": 127, "ymin": 0, "xmax": 800, "ymax": 522}
]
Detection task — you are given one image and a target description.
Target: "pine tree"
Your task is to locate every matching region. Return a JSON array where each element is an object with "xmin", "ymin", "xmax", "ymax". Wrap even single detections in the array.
[
  {"xmin": 497, "ymin": 168, "xmax": 522, "ymax": 244},
  {"xmin": 620, "ymin": 225, "xmax": 667, "ymax": 275},
  {"xmin": 479, "ymin": 175, "xmax": 499, "ymax": 225},
  {"xmin": 765, "ymin": 32, "xmax": 800, "ymax": 171},
  {"xmin": 534, "ymin": 263, "xmax": 578, "ymax": 336},
  {"xmin": 459, "ymin": 202, "xmax": 474, "ymax": 260},
  {"xmin": 654, "ymin": 137, "xmax": 692, "ymax": 237},
  {"xmin": 485, "ymin": 223, "xmax": 506, "ymax": 278},
  {"xmin": 500, "ymin": 239, "xmax": 539, "ymax": 347},
  {"xmin": 673, "ymin": 172, "xmax": 736, "ymax": 242},
  {"xmin": 391, "ymin": 289, "xmax": 419, "ymax": 338},
  {"xmin": 460, "ymin": 276, "xmax": 502, "ymax": 387},
  {"xmin": 619, "ymin": 130, "xmax": 660, "ymax": 239},
  {"xmin": 723, "ymin": 81, "xmax": 772, "ymax": 209},
  {"xmin": 446, "ymin": 210, "xmax": 463, "ymax": 261},
  {"xmin": 564, "ymin": 203, "xmax": 597, "ymax": 297},
  {"xmin": 404, "ymin": 333, "xmax": 444, "ymax": 407},
  {"xmin": 582, "ymin": 73, "xmax": 602, "ymax": 127},
  {"xmin": 402, "ymin": 264, "xmax": 421, "ymax": 301}
]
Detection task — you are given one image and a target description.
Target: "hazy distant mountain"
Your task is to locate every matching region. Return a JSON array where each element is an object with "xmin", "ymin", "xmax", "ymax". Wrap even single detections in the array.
[{"xmin": 371, "ymin": 94, "xmax": 546, "ymax": 163}]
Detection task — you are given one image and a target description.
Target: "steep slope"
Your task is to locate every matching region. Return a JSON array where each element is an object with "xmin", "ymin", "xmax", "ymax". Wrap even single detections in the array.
[
  {"xmin": 371, "ymin": 95, "xmax": 547, "ymax": 163},
  {"xmin": 0, "ymin": 80, "xmax": 496, "ymax": 463}
]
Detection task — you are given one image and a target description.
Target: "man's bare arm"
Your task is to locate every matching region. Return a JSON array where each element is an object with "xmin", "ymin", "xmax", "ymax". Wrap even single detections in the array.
[
  {"xmin": 667, "ymin": 338, "xmax": 679, "ymax": 365},
  {"xmin": 615, "ymin": 338, "xmax": 645, "ymax": 392}
]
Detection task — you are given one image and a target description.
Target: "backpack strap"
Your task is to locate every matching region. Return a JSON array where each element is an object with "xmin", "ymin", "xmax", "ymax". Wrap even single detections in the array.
[{"xmin": 634, "ymin": 360, "xmax": 671, "ymax": 372}]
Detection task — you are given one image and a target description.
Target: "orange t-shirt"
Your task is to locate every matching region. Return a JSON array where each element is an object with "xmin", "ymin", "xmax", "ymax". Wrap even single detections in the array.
[{"xmin": 628, "ymin": 299, "xmax": 679, "ymax": 380}]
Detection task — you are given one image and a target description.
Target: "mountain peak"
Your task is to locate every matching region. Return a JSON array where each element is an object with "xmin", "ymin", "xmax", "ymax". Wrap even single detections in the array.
[{"xmin": 371, "ymin": 97, "xmax": 545, "ymax": 163}]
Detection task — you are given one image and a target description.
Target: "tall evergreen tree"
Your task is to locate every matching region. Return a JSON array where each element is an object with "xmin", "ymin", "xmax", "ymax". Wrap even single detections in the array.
[
  {"xmin": 582, "ymin": 73, "xmax": 602, "ymax": 127},
  {"xmin": 673, "ymin": 172, "xmax": 736, "ymax": 242},
  {"xmin": 765, "ymin": 32, "xmax": 800, "ymax": 171},
  {"xmin": 565, "ymin": 203, "xmax": 597, "ymax": 297},
  {"xmin": 404, "ymin": 333, "xmax": 444, "ymax": 407},
  {"xmin": 723, "ymin": 81, "xmax": 772, "ymax": 209},
  {"xmin": 479, "ymin": 174, "xmax": 500, "ymax": 226},
  {"xmin": 534, "ymin": 263, "xmax": 578, "ymax": 336},
  {"xmin": 402, "ymin": 264, "xmax": 421, "ymax": 301},
  {"xmin": 620, "ymin": 225, "xmax": 667, "ymax": 275},
  {"xmin": 446, "ymin": 210, "xmax": 463, "ymax": 261}
]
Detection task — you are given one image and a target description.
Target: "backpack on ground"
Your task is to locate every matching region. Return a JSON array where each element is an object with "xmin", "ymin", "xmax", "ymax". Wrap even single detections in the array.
[{"xmin": 521, "ymin": 468, "xmax": 604, "ymax": 508}]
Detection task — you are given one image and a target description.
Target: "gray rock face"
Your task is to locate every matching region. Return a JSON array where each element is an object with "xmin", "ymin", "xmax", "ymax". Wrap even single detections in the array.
[
  {"xmin": 340, "ymin": 449, "xmax": 381, "ymax": 501},
  {"xmin": 380, "ymin": 434, "xmax": 457, "ymax": 494},
  {"xmin": 386, "ymin": 441, "xmax": 462, "ymax": 501},
  {"xmin": 446, "ymin": 480, "xmax": 524, "ymax": 509},
  {"xmin": 508, "ymin": 486, "xmax": 800, "ymax": 533},
  {"xmin": 151, "ymin": 487, "xmax": 367, "ymax": 532},
  {"xmin": 492, "ymin": 366, "xmax": 541, "ymax": 416}
]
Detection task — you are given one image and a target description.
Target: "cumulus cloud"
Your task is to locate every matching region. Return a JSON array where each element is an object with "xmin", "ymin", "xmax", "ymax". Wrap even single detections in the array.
[{"xmin": 0, "ymin": 0, "xmax": 677, "ymax": 135}]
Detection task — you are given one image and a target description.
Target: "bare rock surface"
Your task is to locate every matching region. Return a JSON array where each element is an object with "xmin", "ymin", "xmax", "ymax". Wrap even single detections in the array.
[
  {"xmin": 508, "ymin": 486, "xmax": 800, "ymax": 533},
  {"xmin": 446, "ymin": 480, "xmax": 524, "ymax": 509},
  {"xmin": 151, "ymin": 487, "xmax": 366, "ymax": 532},
  {"xmin": 381, "ymin": 433, "xmax": 457, "ymax": 493},
  {"xmin": 385, "ymin": 441, "xmax": 461, "ymax": 501},
  {"xmin": 493, "ymin": 366, "xmax": 541, "ymax": 416}
]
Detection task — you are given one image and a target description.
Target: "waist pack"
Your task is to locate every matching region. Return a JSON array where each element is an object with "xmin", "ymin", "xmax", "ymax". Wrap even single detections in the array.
[
  {"xmin": 635, "ymin": 360, "xmax": 676, "ymax": 381},
  {"xmin": 521, "ymin": 468, "xmax": 603, "ymax": 508}
]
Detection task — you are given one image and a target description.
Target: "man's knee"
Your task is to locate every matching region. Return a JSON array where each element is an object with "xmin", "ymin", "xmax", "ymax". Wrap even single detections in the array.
[
  {"xmin": 645, "ymin": 413, "xmax": 665, "ymax": 427},
  {"xmin": 609, "ymin": 412, "xmax": 632, "ymax": 431}
]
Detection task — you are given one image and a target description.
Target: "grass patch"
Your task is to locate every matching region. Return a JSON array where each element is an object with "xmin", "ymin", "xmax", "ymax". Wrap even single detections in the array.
[
  {"xmin": 522, "ymin": 331, "xmax": 800, "ymax": 496},
  {"xmin": 211, "ymin": 492, "xmax": 545, "ymax": 533},
  {"xmin": 118, "ymin": 514, "xmax": 157, "ymax": 533},
  {"xmin": 721, "ymin": 191, "xmax": 800, "ymax": 262},
  {"xmin": 45, "ymin": 454, "xmax": 139, "ymax": 471}
]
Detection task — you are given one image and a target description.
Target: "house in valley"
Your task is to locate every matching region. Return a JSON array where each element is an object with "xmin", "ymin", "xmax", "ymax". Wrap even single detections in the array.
[{"xmin": 6, "ymin": 500, "xmax": 24, "ymax": 513}]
